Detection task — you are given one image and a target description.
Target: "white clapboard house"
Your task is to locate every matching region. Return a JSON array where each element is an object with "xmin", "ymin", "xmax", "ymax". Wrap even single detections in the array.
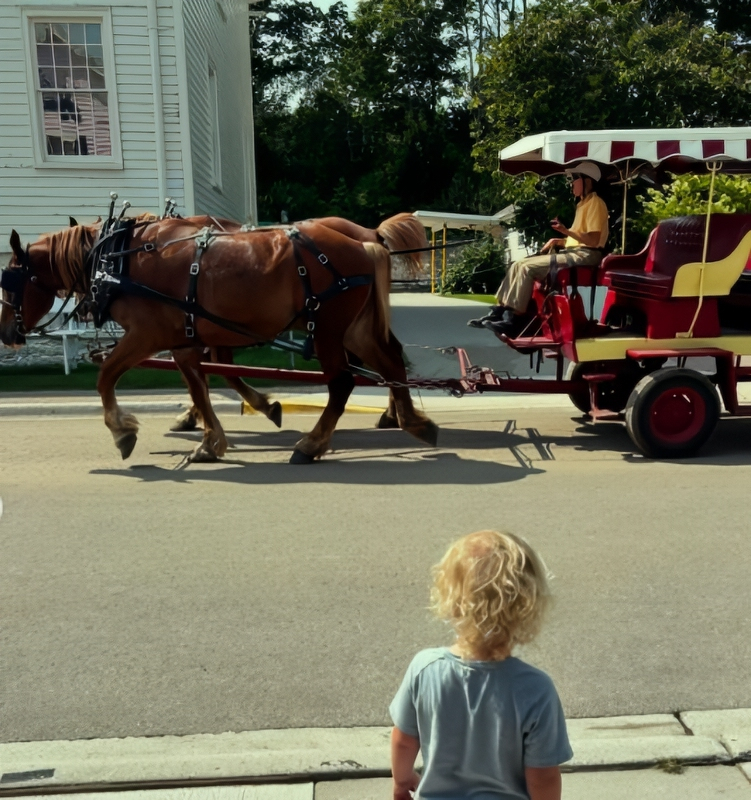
[{"xmin": 0, "ymin": 0, "xmax": 259, "ymax": 258}]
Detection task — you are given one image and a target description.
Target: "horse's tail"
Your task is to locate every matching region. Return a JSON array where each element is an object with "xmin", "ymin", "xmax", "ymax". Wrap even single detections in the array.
[
  {"xmin": 363, "ymin": 242, "xmax": 391, "ymax": 341},
  {"xmin": 376, "ymin": 213, "xmax": 428, "ymax": 277}
]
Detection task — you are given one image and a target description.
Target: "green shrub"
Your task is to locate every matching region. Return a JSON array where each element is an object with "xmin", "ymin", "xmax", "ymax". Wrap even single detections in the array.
[
  {"xmin": 635, "ymin": 174, "xmax": 751, "ymax": 234},
  {"xmin": 441, "ymin": 235, "xmax": 506, "ymax": 295}
]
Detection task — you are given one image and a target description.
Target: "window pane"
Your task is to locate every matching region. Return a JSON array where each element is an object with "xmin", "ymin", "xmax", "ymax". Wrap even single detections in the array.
[
  {"xmin": 89, "ymin": 68, "xmax": 106, "ymax": 90},
  {"xmin": 68, "ymin": 23, "xmax": 85, "ymax": 44},
  {"xmin": 37, "ymin": 44, "xmax": 52, "ymax": 67},
  {"xmin": 55, "ymin": 68, "xmax": 72, "ymax": 88},
  {"xmin": 70, "ymin": 44, "xmax": 87, "ymax": 67},
  {"xmin": 41, "ymin": 90, "xmax": 111, "ymax": 157},
  {"xmin": 35, "ymin": 23, "xmax": 51, "ymax": 44},
  {"xmin": 36, "ymin": 19, "xmax": 111, "ymax": 159},
  {"xmin": 53, "ymin": 44, "xmax": 70, "ymax": 66},
  {"xmin": 86, "ymin": 45, "xmax": 103, "ymax": 67},
  {"xmin": 85, "ymin": 24, "xmax": 101, "ymax": 45},
  {"xmin": 51, "ymin": 23, "xmax": 68, "ymax": 43},
  {"xmin": 72, "ymin": 68, "xmax": 89, "ymax": 89}
]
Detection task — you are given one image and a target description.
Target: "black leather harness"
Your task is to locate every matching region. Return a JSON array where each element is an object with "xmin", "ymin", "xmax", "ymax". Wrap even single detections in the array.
[{"xmin": 84, "ymin": 223, "xmax": 374, "ymax": 358}]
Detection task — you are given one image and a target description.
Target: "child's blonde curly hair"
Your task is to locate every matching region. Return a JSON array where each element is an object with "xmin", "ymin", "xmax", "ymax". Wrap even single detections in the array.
[{"xmin": 430, "ymin": 530, "xmax": 551, "ymax": 659}]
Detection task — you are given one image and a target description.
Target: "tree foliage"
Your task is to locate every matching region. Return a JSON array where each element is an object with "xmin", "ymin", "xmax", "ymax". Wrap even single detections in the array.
[
  {"xmin": 635, "ymin": 174, "xmax": 751, "ymax": 233},
  {"xmin": 250, "ymin": 0, "xmax": 751, "ymax": 229},
  {"xmin": 473, "ymin": 0, "xmax": 751, "ymax": 171}
]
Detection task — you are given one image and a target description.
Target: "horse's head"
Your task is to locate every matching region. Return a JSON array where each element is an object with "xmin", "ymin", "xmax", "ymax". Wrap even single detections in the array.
[
  {"xmin": 1, "ymin": 224, "xmax": 95, "ymax": 346},
  {"xmin": 1, "ymin": 230, "xmax": 56, "ymax": 346}
]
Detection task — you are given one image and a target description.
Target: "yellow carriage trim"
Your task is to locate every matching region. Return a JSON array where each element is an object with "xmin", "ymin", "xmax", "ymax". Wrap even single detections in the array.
[
  {"xmin": 576, "ymin": 334, "xmax": 751, "ymax": 363},
  {"xmin": 671, "ymin": 231, "xmax": 751, "ymax": 298}
]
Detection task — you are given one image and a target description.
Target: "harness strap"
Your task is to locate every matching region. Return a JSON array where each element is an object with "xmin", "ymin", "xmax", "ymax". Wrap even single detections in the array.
[
  {"xmin": 286, "ymin": 227, "xmax": 374, "ymax": 360},
  {"xmin": 99, "ymin": 274, "xmax": 267, "ymax": 343},
  {"xmin": 184, "ymin": 227, "xmax": 214, "ymax": 338}
]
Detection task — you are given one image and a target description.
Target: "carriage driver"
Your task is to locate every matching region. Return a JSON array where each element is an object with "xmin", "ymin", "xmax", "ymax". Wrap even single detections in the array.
[{"xmin": 468, "ymin": 161, "xmax": 609, "ymax": 336}]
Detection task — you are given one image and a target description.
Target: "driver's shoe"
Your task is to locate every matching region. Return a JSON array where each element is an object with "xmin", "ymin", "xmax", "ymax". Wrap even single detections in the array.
[
  {"xmin": 467, "ymin": 305, "xmax": 504, "ymax": 328},
  {"xmin": 482, "ymin": 309, "xmax": 520, "ymax": 336}
]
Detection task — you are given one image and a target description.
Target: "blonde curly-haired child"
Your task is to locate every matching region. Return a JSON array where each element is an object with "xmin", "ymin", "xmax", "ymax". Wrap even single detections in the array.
[{"xmin": 389, "ymin": 530, "xmax": 571, "ymax": 800}]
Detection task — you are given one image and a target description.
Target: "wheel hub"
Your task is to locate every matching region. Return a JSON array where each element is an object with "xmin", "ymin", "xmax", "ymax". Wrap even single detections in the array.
[{"xmin": 649, "ymin": 387, "xmax": 705, "ymax": 442}]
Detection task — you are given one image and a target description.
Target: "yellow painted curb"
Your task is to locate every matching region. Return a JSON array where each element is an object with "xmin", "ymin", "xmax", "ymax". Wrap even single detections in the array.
[{"xmin": 242, "ymin": 400, "xmax": 385, "ymax": 416}]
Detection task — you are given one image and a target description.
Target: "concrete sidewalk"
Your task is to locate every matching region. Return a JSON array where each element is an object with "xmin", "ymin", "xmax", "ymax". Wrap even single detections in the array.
[{"xmin": 1, "ymin": 710, "xmax": 749, "ymax": 797}]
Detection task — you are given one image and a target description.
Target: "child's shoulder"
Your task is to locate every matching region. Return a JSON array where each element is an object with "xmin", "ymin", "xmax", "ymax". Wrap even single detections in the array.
[
  {"xmin": 506, "ymin": 657, "xmax": 560, "ymax": 695},
  {"xmin": 406, "ymin": 647, "xmax": 452, "ymax": 675}
]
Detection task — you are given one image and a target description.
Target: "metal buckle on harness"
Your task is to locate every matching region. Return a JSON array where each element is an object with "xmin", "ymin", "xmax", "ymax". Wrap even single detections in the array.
[
  {"xmin": 298, "ymin": 265, "xmax": 307, "ymax": 276},
  {"xmin": 144, "ymin": 242, "xmax": 156, "ymax": 252},
  {"xmin": 185, "ymin": 326, "xmax": 194, "ymax": 338},
  {"xmin": 305, "ymin": 297, "xmax": 321, "ymax": 312},
  {"xmin": 306, "ymin": 320, "xmax": 315, "ymax": 332},
  {"xmin": 189, "ymin": 262, "xmax": 200, "ymax": 276},
  {"xmin": 338, "ymin": 278, "xmax": 349, "ymax": 290},
  {"xmin": 317, "ymin": 253, "xmax": 329, "ymax": 265}
]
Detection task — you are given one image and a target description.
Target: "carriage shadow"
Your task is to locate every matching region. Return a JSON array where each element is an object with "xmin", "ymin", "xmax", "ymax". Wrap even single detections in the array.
[
  {"xmin": 91, "ymin": 451, "xmax": 542, "ymax": 486},
  {"xmin": 91, "ymin": 417, "xmax": 640, "ymax": 485}
]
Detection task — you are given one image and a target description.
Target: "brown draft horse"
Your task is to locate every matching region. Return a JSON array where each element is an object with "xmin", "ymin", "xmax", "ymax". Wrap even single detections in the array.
[
  {"xmin": 168, "ymin": 213, "xmax": 428, "ymax": 433},
  {"xmin": 1, "ymin": 219, "xmax": 437, "ymax": 464}
]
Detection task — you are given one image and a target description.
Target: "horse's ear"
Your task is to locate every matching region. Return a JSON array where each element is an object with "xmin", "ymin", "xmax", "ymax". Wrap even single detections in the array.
[
  {"xmin": 69, "ymin": 216, "xmax": 78, "ymax": 227},
  {"xmin": 9, "ymin": 230, "xmax": 24, "ymax": 261},
  {"xmin": 96, "ymin": 216, "xmax": 102, "ymax": 223}
]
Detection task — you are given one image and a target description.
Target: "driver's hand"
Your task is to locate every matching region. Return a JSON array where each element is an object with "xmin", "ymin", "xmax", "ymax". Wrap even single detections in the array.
[{"xmin": 540, "ymin": 238, "xmax": 559, "ymax": 254}]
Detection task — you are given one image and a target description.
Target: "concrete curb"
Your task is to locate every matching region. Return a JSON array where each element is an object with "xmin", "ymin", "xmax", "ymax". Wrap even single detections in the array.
[{"xmin": 2, "ymin": 711, "xmax": 750, "ymax": 793}]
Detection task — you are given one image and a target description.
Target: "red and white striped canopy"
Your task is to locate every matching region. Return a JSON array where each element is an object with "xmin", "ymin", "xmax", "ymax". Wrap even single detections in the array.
[{"xmin": 499, "ymin": 127, "xmax": 751, "ymax": 177}]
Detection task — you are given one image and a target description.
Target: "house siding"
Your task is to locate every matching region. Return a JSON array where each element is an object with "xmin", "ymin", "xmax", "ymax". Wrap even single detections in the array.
[
  {"xmin": 181, "ymin": 0, "xmax": 253, "ymax": 222},
  {"xmin": 0, "ymin": 1, "xmax": 180, "ymax": 252}
]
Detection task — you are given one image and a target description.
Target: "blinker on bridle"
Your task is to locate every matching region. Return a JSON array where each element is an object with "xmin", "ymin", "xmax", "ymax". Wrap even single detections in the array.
[{"xmin": 0, "ymin": 246, "xmax": 32, "ymax": 332}]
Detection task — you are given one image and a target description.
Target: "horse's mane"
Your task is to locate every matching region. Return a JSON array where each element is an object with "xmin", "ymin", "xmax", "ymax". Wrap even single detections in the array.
[{"xmin": 43, "ymin": 226, "xmax": 97, "ymax": 290}]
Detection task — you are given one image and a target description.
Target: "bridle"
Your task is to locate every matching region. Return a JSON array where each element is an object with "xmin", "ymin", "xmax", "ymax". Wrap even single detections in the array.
[
  {"xmin": 0, "ymin": 246, "xmax": 32, "ymax": 334},
  {"xmin": 0, "ymin": 245, "xmax": 83, "ymax": 336}
]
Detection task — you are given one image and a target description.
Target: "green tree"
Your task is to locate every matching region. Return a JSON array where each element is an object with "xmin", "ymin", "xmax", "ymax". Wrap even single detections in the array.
[
  {"xmin": 471, "ymin": 0, "xmax": 751, "ymax": 248},
  {"xmin": 472, "ymin": 0, "xmax": 751, "ymax": 171},
  {"xmin": 635, "ymin": 174, "xmax": 751, "ymax": 234}
]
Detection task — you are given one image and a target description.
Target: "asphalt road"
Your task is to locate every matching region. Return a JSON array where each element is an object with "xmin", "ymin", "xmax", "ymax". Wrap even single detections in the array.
[{"xmin": 2, "ymin": 399, "xmax": 751, "ymax": 744}]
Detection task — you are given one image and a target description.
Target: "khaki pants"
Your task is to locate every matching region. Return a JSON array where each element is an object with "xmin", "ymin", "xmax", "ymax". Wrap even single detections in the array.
[{"xmin": 496, "ymin": 248, "xmax": 603, "ymax": 313}]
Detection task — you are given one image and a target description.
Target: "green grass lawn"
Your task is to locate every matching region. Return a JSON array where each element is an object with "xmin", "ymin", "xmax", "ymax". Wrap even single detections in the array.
[
  {"xmin": 443, "ymin": 293, "xmax": 496, "ymax": 303},
  {"xmin": 0, "ymin": 344, "xmax": 317, "ymax": 393}
]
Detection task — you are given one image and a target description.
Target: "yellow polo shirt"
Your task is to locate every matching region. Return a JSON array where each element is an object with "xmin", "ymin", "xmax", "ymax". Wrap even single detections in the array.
[{"xmin": 565, "ymin": 192, "xmax": 609, "ymax": 249}]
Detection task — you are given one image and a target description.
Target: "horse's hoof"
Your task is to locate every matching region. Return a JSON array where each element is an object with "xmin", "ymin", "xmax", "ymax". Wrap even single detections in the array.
[
  {"xmin": 116, "ymin": 432, "xmax": 138, "ymax": 459},
  {"xmin": 376, "ymin": 411, "xmax": 399, "ymax": 429},
  {"xmin": 415, "ymin": 420, "xmax": 439, "ymax": 447},
  {"xmin": 268, "ymin": 401, "xmax": 283, "ymax": 429},
  {"xmin": 289, "ymin": 448, "xmax": 316, "ymax": 464},
  {"xmin": 189, "ymin": 446, "xmax": 219, "ymax": 463},
  {"xmin": 170, "ymin": 416, "xmax": 199, "ymax": 432}
]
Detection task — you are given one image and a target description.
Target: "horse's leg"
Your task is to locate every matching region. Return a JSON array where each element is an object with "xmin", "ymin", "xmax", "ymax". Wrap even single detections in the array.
[
  {"xmin": 213, "ymin": 347, "xmax": 283, "ymax": 428},
  {"xmin": 170, "ymin": 348, "xmax": 205, "ymax": 431},
  {"xmin": 376, "ymin": 390, "xmax": 399, "ymax": 429},
  {"xmin": 96, "ymin": 333, "xmax": 150, "ymax": 459},
  {"xmin": 346, "ymin": 328, "xmax": 438, "ymax": 447},
  {"xmin": 290, "ymin": 342, "xmax": 354, "ymax": 464},
  {"xmin": 171, "ymin": 348, "xmax": 228, "ymax": 462}
]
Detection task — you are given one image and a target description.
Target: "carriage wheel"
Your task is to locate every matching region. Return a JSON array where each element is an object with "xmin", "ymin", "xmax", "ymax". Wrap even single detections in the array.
[
  {"xmin": 625, "ymin": 368, "xmax": 720, "ymax": 458},
  {"xmin": 566, "ymin": 360, "xmax": 644, "ymax": 415}
]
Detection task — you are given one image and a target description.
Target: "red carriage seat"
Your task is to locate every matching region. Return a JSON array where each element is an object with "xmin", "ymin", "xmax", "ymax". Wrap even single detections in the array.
[
  {"xmin": 603, "ymin": 215, "xmax": 751, "ymax": 299},
  {"xmin": 598, "ymin": 215, "xmax": 751, "ymax": 339}
]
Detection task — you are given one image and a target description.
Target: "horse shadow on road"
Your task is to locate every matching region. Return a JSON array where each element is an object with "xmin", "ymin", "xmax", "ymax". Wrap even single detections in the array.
[{"xmin": 90, "ymin": 417, "xmax": 637, "ymax": 485}]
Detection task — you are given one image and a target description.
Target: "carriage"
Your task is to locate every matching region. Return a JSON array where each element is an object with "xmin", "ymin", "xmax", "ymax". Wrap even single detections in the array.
[{"xmin": 3, "ymin": 127, "xmax": 751, "ymax": 462}]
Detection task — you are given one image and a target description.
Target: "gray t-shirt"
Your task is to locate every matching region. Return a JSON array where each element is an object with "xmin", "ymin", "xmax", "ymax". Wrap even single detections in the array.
[{"xmin": 389, "ymin": 647, "xmax": 572, "ymax": 800}]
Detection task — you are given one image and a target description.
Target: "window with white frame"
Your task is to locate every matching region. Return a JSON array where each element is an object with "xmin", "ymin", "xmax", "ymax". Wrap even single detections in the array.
[
  {"xmin": 27, "ymin": 14, "xmax": 119, "ymax": 163},
  {"xmin": 208, "ymin": 63, "xmax": 222, "ymax": 189}
]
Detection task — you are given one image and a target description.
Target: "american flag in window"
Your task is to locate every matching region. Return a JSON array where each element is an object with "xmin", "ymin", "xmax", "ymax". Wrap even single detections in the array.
[{"xmin": 35, "ymin": 21, "xmax": 111, "ymax": 156}]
